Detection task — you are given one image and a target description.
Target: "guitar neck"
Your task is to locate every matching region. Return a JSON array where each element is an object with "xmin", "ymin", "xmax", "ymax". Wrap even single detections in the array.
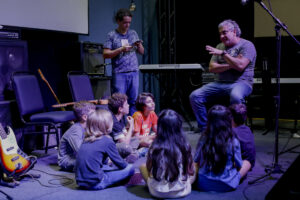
[
  {"xmin": 38, "ymin": 69, "xmax": 65, "ymax": 111},
  {"xmin": 0, "ymin": 123, "xmax": 7, "ymax": 139},
  {"xmin": 52, "ymin": 99, "xmax": 108, "ymax": 108}
]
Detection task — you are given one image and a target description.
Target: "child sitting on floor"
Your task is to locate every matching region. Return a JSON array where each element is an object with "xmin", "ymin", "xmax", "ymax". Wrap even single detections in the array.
[
  {"xmin": 58, "ymin": 101, "xmax": 96, "ymax": 171},
  {"xmin": 140, "ymin": 109, "xmax": 195, "ymax": 198},
  {"xmin": 229, "ymin": 103, "xmax": 256, "ymax": 173},
  {"xmin": 194, "ymin": 105, "xmax": 249, "ymax": 192},
  {"xmin": 75, "ymin": 109, "xmax": 134, "ymax": 190},
  {"xmin": 108, "ymin": 93, "xmax": 140, "ymax": 162},
  {"xmin": 132, "ymin": 92, "xmax": 158, "ymax": 147}
]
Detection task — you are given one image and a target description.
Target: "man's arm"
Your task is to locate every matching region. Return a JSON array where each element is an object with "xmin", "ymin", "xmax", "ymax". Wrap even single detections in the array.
[
  {"xmin": 209, "ymin": 61, "xmax": 231, "ymax": 73},
  {"xmin": 103, "ymin": 46, "xmax": 133, "ymax": 59},
  {"xmin": 223, "ymin": 53, "xmax": 250, "ymax": 72},
  {"xmin": 206, "ymin": 45, "xmax": 250, "ymax": 73}
]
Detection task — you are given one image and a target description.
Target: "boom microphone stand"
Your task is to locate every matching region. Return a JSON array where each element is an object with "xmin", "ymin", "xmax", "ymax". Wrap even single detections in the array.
[{"xmin": 248, "ymin": 0, "xmax": 300, "ymax": 185}]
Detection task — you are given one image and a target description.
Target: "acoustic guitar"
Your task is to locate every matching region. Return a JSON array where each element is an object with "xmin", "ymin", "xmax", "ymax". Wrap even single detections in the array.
[
  {"xmin": 38, "ymin": 68, "xmax": 66, "ymax": 111},
  {"xmin": 0, "ymin": 123, "xmax": 31, "ymax": 175},
  {"xmin": 52, "ymin": 99, "xmax": 108, "ymax": 108}
]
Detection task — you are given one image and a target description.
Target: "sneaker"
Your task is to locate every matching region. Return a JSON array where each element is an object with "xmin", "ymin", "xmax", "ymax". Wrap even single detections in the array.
[{"xmin": 293, "ymin": 133, "xmax": 300, "ymax": 138}]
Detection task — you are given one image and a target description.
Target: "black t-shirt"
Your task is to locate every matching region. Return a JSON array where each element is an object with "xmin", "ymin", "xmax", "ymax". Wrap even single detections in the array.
[
  {"xmin": 233, "ymin": 125, "xmax": 256, "ymax": 168},
  {"xmin": 110, "ymin": 111, "xmax": 127, "ymax": 142}
]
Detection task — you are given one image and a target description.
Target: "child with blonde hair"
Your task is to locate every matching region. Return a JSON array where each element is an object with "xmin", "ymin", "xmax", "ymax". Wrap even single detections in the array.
[{"xmin": 75, "ymin": 109, "xmax": 134, "ymax": 190}]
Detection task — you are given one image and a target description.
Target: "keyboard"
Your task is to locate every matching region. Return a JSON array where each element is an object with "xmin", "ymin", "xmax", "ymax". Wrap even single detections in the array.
[{"xmin": 139, "ymin": 63, "xmax": 204, "ymax": 70}]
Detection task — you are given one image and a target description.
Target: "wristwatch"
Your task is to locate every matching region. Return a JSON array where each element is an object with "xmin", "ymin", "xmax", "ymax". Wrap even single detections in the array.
[{"xmin": 221, "ymin": 50, "xmax": 228, "ymax": 56}]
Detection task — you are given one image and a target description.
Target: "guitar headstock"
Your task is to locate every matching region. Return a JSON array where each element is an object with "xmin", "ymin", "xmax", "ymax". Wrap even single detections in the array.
[{"xmin": 38, "ymin": 69, "xmax": 47, "ymax": 82}]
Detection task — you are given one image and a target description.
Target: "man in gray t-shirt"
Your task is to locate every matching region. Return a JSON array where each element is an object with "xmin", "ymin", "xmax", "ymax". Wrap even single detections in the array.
[
  {"xmin": 190, "ymin": 19, "xmax": 257, "ymax": 133},
  {"xmin": 103, "ymin": 8, "xmax": 144, "ymax": 116}
]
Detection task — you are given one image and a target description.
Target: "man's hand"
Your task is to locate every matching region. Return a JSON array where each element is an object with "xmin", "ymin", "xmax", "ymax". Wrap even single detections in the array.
[
  {"xmin": 206, "ymin": 45, "xmax": 223, "ymax": 55},
  {"xmin": 122, "ymin": 45, "xmax": 133, "ymax": 52},
  {"xmin": 134, "ymin": 40, "xmax": 143, "ymax": 47}
]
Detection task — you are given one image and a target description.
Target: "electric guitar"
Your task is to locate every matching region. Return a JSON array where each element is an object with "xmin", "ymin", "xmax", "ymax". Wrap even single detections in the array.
[{"xmin": 0, "ymin": 123, "xmax": 31, "ymax": 176}]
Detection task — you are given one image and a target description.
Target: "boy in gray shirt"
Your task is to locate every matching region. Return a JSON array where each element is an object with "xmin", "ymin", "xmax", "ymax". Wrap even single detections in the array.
[{"xmin": 58, "ymin": 101, "xmax": 96, "ymax": 171}]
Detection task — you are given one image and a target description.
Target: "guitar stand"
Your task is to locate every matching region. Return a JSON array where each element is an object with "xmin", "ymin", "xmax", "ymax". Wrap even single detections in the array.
[
  {"xmin": 0, "ymin": 172, "xmax": 41, "ymax": 188},
  {"xmin": 0, "ymin": 155, "xmax": 39, "ymax": 188},
  {"xmin": 0, "ymin": 177, "xmax": 20, "ymax": 188}
]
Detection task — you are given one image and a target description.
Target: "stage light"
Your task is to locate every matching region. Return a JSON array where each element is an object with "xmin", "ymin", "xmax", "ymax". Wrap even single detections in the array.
[{"xmin": 129, "ymin": 0, "xmax": 136, "ymax": 12}]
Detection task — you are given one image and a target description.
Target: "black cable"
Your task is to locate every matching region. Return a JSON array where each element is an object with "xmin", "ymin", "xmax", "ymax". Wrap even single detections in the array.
[
  {"xmin": 0, "ymin": 190, "xmax": 13, "ymax": 200},
  {"xmin": 278, "ymin": 134, "xmax": 292, "ymax": 154},
  {"xmin": 28, "ymin": 169, "xmax": 74, "ymax": 188},
  {"xmin": 189, "ymin": 75, "xmax": 202, "ymax": 87}
]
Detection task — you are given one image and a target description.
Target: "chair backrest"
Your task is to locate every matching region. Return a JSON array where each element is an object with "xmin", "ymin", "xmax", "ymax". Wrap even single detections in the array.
[
  {"xmin": 11, "ymin": 72, "xmax": 45, "ymax": 116},
  {"xmin": 67, "ymin": 71, "xmax": 95, "ymax": 102}
]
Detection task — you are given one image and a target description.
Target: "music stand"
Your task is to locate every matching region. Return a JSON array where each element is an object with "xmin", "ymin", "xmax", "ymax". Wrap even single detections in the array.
[{"xmin": 248, "ymin": 0, "xmax": 300, "ymax": 185}]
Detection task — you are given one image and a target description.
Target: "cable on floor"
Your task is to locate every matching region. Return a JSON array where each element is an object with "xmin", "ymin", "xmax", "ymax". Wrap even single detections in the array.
[{"xmin": 27, "ymin": 169, "xmax": 74, "ymax": 188}]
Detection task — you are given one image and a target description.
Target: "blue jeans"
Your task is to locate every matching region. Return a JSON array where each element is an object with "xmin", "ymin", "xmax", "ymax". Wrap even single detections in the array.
[
  {"xmin": 189, "ymin": 81, "xmax": 252, "ymax": 131},
  {"xmin": 196, "ymin": 175, "xmax": 236, "ymax": 192},
  {"xmin": 91, "ymin": 164, "xmax": 134, "ymax": 190},
  {"xmin": 112, "ymin": 71, "xmax": 139, "ymax": 115}
]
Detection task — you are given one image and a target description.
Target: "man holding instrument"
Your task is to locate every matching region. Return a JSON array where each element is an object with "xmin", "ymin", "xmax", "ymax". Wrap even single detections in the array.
[{"xmin": 58, "ymin": 101, "xmax": 96, "ymax": 171}]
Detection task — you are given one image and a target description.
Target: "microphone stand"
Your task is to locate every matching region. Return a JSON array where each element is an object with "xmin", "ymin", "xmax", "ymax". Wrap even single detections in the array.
[{"xmin": 248, "ymin": 0, "xmax": 300, "ymax": 185}]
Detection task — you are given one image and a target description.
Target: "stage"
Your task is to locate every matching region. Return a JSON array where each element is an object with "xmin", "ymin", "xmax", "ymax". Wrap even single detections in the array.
[{"xmin": 0, "ymin": 119, "xmax": 299, "ymax": 200}]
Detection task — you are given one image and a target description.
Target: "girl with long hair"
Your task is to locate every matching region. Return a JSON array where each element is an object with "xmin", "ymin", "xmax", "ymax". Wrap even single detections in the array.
[
  {"xmin": 194, "ymin": 105, "xmax": 247, "ymax": 192},
  {"xmin": 75, "ymin": 109, "xmax": 134, "ymax": 190},
  {"xmin": 140, "ymin": 109, "xmax": 195, "ymax": 198}
]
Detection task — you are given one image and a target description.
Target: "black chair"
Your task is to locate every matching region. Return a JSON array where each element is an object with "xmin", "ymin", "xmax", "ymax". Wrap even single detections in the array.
[
  {"xmin": 11, "ymin": 71, "xmax": 75, "ymax": 154},
  {"xmin": 67, "ymin": 71, "xmax": 108, "ymax": 109},
  {"xmin": 67, "ymin": 71, "xmax": 95, "ymax": 102}
]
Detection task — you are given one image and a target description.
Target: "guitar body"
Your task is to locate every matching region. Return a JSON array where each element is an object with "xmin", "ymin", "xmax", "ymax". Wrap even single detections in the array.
[{"xmin": 0, "ymin": 125, "xmax": 30, "ymax": 175}]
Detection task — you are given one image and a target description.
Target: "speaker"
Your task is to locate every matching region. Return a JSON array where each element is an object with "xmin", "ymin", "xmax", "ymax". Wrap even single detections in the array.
[
  {"xmin": 81, "ymin": 42, "xmax": 108, "ymax": 75},
  {"xmin": 90, "ymin": 76, "xmax": 111, "ymax": 99},
  {"xmin": 266, "ymin": 154, "xmax": 300, "ymax": 200},
  {"xmin": 0, "ymin": 40, "xmax": 28, "ymax": 100}
]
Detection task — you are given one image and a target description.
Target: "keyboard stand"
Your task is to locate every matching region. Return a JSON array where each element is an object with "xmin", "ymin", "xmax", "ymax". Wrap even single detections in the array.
[{"xmin": 139, "ymin": 64, "xmax": 204, "ymax": 131}]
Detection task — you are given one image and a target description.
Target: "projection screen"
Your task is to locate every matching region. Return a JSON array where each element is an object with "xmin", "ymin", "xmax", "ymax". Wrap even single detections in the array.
[{"xmin": 0, "ymin": 0, "xmax": 88, "ymax": 34}]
